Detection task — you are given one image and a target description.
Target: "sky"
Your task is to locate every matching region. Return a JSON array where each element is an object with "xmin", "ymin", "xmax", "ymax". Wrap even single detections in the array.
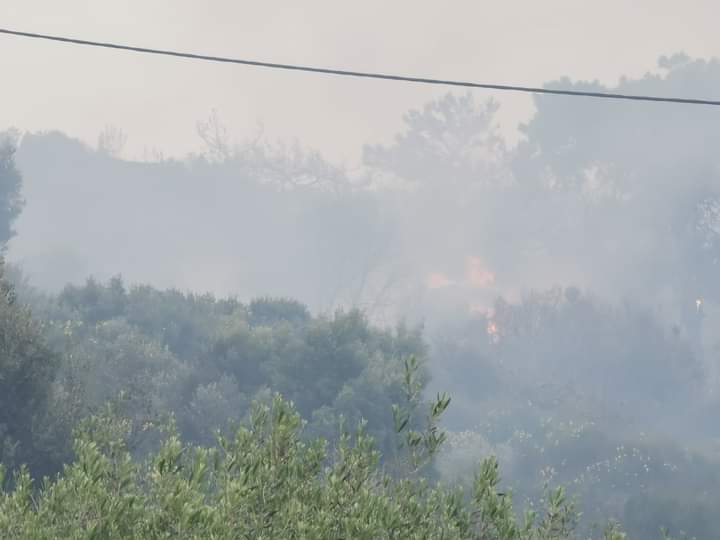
[{"xmin": 3, "ymin": 0, "xmax": 720, "ymax": 163}]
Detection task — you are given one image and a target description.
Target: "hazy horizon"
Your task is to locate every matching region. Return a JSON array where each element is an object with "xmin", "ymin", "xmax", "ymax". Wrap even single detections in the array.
[{"xmin": 4, "ymin": 1, "xmax": 720, "ymax": 164}]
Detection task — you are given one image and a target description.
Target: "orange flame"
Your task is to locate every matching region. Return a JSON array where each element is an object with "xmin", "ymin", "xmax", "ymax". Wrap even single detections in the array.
[
  {"xmin": 487, "ymin": 320, "xmax": 500, "ymax": 343},
  {"xmin": 427, "ymin": 272, "xmax": 454, "ymax": 289},
  {"xmin": 466, "ymin": 257, "xmax": 495, "ymax": 288}
]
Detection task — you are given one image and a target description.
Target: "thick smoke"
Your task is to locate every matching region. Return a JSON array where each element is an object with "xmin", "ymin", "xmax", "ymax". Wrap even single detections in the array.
[{"xmin": 6, "ymin": 54, "xmax": 720, "ymax": 538}]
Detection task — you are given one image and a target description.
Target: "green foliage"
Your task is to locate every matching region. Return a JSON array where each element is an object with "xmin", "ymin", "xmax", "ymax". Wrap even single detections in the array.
[
  {"xmin": 17, "ymin": 278, "xmax": 429, "ymax": 475},
  {"xmin": 392, "ymin": 355, "xmax": 451, "ymax": 475},
  {"xmin": 0, "ymin": 132, "xmax": 24, "ymax": 248},
  {"xmin": 10, "ymin": 62, "xmax": 720, "ymax": 538},
  {"xmin": 249, "ymin": 296, "xmax": 310, "ymax": 327},
  {"xmin": 0, "ymin": 281, "xmax": 618, "ymax": 537},
  {"xmin": 430, "ymin": 288, "xmax": 719, "ymax": 539},
  {"xmin": 0, "ymin": 392, "xmax": 596, "ymax": 539},
  {"xmin": 0, "ymin": 262, "xmax": 58, "ymax": 477}
]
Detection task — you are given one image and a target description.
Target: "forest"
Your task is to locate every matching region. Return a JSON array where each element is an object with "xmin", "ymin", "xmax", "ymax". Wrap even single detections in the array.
[{"xmin": 3, "ymin": 55, "xmax": 720, "ymax": 538}]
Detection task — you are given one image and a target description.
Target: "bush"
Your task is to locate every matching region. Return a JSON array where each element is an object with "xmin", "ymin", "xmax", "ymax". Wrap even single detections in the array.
[{"xmin": 0, "ymin": 391, "xmax": 619, "ymax": 540}]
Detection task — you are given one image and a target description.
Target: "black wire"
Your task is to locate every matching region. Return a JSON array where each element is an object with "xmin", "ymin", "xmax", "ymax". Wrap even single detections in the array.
[{"xmin": 2, "ymin": 27, "xmax": 720, "ymax": 107}]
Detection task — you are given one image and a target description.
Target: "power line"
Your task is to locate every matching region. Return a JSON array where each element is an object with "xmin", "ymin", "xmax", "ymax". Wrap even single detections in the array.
[{"xmin": 2, "ymin": 27, "xmax": 720, "ymax": 107}]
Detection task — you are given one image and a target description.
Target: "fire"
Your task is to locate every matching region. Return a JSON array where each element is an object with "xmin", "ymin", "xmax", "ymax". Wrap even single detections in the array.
[
  {"xmin": 466, "ymin": 257, "xmax": 495, "ymax": 288},
  {"xmin": 487, "ymin": 319, "xmax": 500, "ymax": 343},
  {"xmin": 426, "ymin": 256, "xmax": 495, "ymax": 294},
  {"xmin": 427, "ymin": 273, "xmax": 454, "ymax": 289}
]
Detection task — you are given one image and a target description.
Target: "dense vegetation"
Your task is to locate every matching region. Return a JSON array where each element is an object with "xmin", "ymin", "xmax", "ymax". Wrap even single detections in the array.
[
  {"xmin": 431, "ymin": 291, "xmax": 719, "ymax": 538},
  {"xmin": 0, "ymin": 269, "xmax": 711, "ymax": 539},
  {"xmin": 1, "ymin": 271, "xmax": 427, "ymax": 472},
  {"xmin": 5, "ymin": 55, "xmax": 720, "ymax": 538},
  {"xmin": 0, "ymin": 266, "xmax": 625, "ymax": 539},
  {"xmin": 1, "ymin": 353, "xmax": 606, "ymax": 539}
]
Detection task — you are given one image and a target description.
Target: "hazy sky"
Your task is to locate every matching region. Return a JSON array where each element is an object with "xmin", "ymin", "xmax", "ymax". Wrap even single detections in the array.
[{"xmin": 3, "ymin": 1, "xmax": 720, "ymax": 163}]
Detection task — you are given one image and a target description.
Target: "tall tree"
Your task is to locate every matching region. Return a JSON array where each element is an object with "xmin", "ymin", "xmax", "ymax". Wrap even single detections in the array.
[
  {"xmin": 0, "ymin": 132, "xmax": 24, "ymax": 248},
  {"xmin": 0, "ymin": 263, "xmax": 57, "ymax": 475}
]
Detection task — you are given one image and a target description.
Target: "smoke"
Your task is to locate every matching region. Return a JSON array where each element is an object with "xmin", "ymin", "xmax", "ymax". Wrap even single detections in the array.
[{"xmin": 7, "ymin": 53, "xmax": 720, "ymax": 538}]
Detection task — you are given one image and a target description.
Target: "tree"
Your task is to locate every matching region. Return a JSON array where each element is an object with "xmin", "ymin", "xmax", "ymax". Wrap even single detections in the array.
[
  {"xmin": 0, "ymin": 388, "xmax": 602, "ymax": 539},
  {"xmin": 510, "ymin": 56, "xmax": 720, "ymax": 311},
  {"xmin": 97, "ymin": 125, "xmax": 127, "ymax": 158},
  {"xmin": 0, "ymin": 131, "xmax": 24, "ymax": 249},
  {"xmin": 0, "ymin": 263, "xmax": 57, "ymax": 476},
  {"xmin": 363, "ymin": 92, "xmax": 506, "ymax": 190}
]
